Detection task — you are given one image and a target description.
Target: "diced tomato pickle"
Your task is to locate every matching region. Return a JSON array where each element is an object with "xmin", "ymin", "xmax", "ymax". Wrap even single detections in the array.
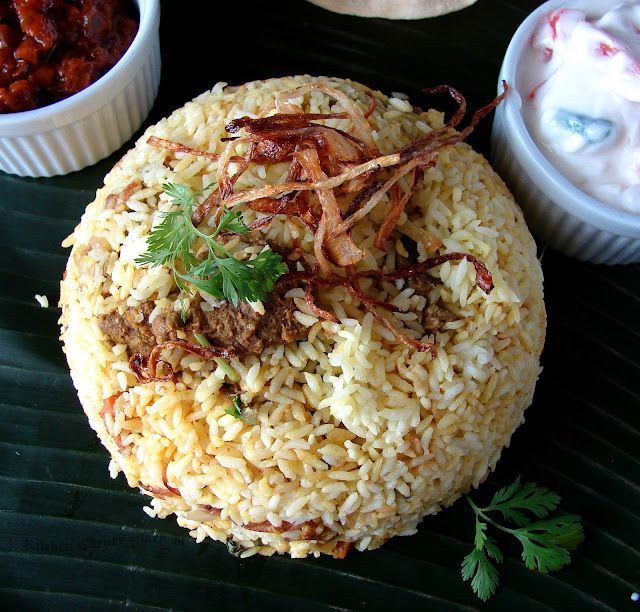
[{"xmin": 0, "ymin": 0, "xmax": 138, "ymax": 113}]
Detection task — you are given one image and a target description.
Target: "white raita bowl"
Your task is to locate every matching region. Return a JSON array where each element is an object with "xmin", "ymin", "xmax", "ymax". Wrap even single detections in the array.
[{"xmin": 491, "ymin": 0, "xmax": 640, "ymax": 264}]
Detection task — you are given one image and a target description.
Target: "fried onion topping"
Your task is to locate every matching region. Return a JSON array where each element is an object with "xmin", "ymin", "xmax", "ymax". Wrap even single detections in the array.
[{"xmin": 143, "ymin": 82, "xmax": 508, "ymax": 361}]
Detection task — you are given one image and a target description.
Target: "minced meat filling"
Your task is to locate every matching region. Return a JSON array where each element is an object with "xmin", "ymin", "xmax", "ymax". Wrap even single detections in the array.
[
  {"xmin": 405, "ymin": 273, "xmax": 457, "ymax": 333},
  {"xmin": 98, "ymin": 292, "xmax": 307, "ymax": 357},
  {"xmin": 401, "ymin": 260, "xmax": 457, "ymax": 334},
  {"xmin": 99, "ymin": 301, "xmax": 157, "ymax": 357},
  {"xmin": 421, "ymin": 302, "xmax": 457, "ymax": 334},
  {"xmin": 98, "ymin": 264, "xmax": 457, "ymax": 359}
]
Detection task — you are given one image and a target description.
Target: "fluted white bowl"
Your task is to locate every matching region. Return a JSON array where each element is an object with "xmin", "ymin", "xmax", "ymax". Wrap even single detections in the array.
[
  {"xmin": 491, "ymin": 0, "xmax": 640, "ymax": 264},
  {"xmin": 0, "ymin": 0, "xmax": 160, "ymax": 177}
]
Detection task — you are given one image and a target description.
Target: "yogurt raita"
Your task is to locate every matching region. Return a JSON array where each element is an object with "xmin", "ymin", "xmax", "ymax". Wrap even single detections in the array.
[{"xmin": 520, "ymin": 0, "xmax": 640, "ymax": 214}]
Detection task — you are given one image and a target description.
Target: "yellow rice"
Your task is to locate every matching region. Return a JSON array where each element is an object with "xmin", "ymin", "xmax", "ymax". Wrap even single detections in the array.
[{"xmin": 59, "ymin": 75, "xmax": 545, "ymax": 558}]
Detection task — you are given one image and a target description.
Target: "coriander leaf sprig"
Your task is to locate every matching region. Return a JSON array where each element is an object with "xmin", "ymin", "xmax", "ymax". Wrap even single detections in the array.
[
  {"xmin": 225, "ymin": 394, "xmax": 246, "ymax": 421},
  {"xmin": 462, "ymin": 477, "xmax": 584, "ymax": 602},
  {"xmin": 136, "ymin": 182, "xmax": 287, "ymax": 317}
]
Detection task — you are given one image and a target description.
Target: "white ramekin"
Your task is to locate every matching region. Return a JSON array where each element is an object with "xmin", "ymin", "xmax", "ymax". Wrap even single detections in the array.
[
  {"xmin": 0, "ymin": 0, "xmax": 161, "ymax": 177},
  {"xmin": 491, "ymin": 0, "xmax": 640, "ymax": 264}
]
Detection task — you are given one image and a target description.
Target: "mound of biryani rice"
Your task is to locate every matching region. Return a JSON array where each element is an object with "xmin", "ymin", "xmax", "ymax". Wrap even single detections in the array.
[{"xmin": 59, "ymin": 75, "xmax": 545, "ymax": 559}]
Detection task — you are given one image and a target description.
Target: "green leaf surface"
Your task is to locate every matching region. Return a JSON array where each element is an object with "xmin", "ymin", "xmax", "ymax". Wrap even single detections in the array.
[
  {"xmin": 461, "ymin": 548, "xmax": 500, "ymax": 602},
  {"xmin": 225, "ymin": 395, "xmax": 246, "ymax": 421},
  {"xmin": 138, "ymin": 180, "xmax": 285, "ymax": 306},
  {"xmin": 514, "ymin": 514, "xmax": 586, "ymax": 571},
  {"xmin": 487, "ymin": 478, "xmax": 561, "ymax": 525},
  {"xmin": 217, "ymin": 209, "xmax": 251, "ymax": 236}
]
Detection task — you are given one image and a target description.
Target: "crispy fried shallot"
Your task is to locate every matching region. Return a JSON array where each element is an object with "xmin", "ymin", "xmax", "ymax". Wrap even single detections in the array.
[
  {"xmin": 200, "ymin": 153, "xmax": 398, "ymax": 211},
  {"xmin": 226, "ymin": 112, "xmax": 349, "ymax": 133},
  {"xmin": 139, "ymin": 483, "xmax": 177, "ymax": 498},
  {"xmin": 162, "ymin": 463, "xmax": 181, "ymax": 496},
  {"xmin": 247, "ymin": 192, "xmax": 320, "ymax": 231},
  {"xmin": 373, "ymin": 169, "xmax": 421, "ymax": 250},
  {"xmin": 297, "ymin": 147, "xmax": 364, "ymax": 272},
  {"xmin": 190, "ymin": 119, "xmax": 372, "ymax": 225},
  {"xmin": 139, "ymin": 464, "xmax": 180, "ymax": 497},
  {"xmin": 274, "ymin": 83, "xmax": 378, "ymax": 152},
  {"xmin": 333, "ymin": 82, "xmax": 506, "ymax": 236},
  {"xmin": 243, "ymin": 518, "xmax": 331, "ymax": 541},
  {"xmin": 246, "ymin": 154, "xmax": 320, "ymax": 231},
  {"xmin": 423, "ymin": 84, "xmax": 467, "ymax": 130},
  {"xmin": 104, "ymin": 180, "xmax": 141, "ymax": 212},
  {"xmin": 399, "ymin": 82, "xmax": 508, "ymax": 163},
  {"xmin": 129, "ymin": 341, "xmax": 236, "ymax": 383},
  {"xmin": 129, "ymin": 352, "xmax": 171, "ymax": 383},
  {"xmin": 146, "ymin": 135, "xmax": 232, "ymax": 161},
  {"xmin": 364, "ymin": 91, "xmax": 376, "ymax": 119},
  {"xmin": 243, "ymin": 520, "xmax": 294, "ymax": 533},
  {"xmin": 229, "ymin": 118, "xmax": 370, "ymax": 177},
  {"xmin": 200, "ymin": 83, "xmax": 508, "ymax": 215},
  {"xmin": 325, "ymin": 231, "xmax": 366, "ymax": 267},
  {"xmin": 345, "ymin": 179, "xmax": 384, "ymax": 218},
  {"xmin": 304, "ymin": 281, "xmax": 339, "ymax": 323},
  {"xmin": 397, "ymin": 217, "xmax": 443, "ymax": 254},
  {"xmin": 139, "ymin": 83, "xmax": 506, "ymax": 366},
  {"xmin": 217, "ymin": 136, "xmax": 252, "ymax": 199},
  {"xmin": 199, "ymin": 504, "xmax": 222, "ymax": 516},
  {"xmin": 346, "ymin": 275, "xmax": 437, "ymax": 356},
  {"xmin": 277, "ymin": 248, "xmax": 494, "ymax": 354},
  {"xmin": 337, "ymin": 157, "xmax": 427, "ymax": 235},
  {"xmin": 355, "ymin": 252, "xmax": 494, "ymax": 295}
]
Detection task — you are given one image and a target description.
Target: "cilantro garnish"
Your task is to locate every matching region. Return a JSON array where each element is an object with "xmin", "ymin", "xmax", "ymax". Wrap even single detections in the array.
[
  {"xmin": 136, "ymin": 182, "xmax": 287, "ymax": 318},
  {"xmin": 462, "ymin": 477, "xmax": 584, "ymax": 601},
  {"xmin": 225, "ymin": 395, "xmax": 245, "ymax": 421}
]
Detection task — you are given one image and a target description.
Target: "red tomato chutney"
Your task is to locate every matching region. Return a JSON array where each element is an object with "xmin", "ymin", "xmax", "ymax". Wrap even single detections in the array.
[{"xmin": 0, "ymin": 0, "xmax": 138, "ymax": 113}]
